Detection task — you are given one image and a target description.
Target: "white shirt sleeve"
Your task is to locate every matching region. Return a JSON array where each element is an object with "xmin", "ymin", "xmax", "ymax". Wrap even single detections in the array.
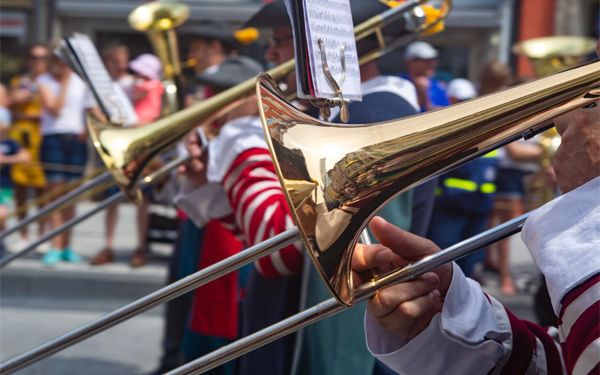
[
  {"xmin": 365, "ymin": 263, "xmax": 511, "ymax": 375},
  {"xmin": 83, "ymin": 87, "xmax": 97, "ymax": 109},
  {"xmin": 173, "ymin": 180, "xmax": 233, "ymax": 229},
  {"xmin": 521, "ymin": 176, "xmax": 600, "ymax": 315}
]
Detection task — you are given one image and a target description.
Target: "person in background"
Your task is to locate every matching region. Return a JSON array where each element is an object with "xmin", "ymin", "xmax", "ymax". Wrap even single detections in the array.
[
  {"xmin": 427, "ymin": 78, "xmax": 499, "ymax": 279},
  {"xmin": 481, "ymin": 61, "xmax": 539, "ymax": 296},
  {"xmin": 7, "ymin": 44, "xmax": 49, "ymax": 253},
  {"xmin": 36, "ymin": 48, "xmax": 98, "ymax": 265},
  {"xmin": 102, "ymin": 43, "xmax": 135, "ymax": 99},
  {"xmin": 0, "ymin": 84, "xmax": 31, "ymax": 256},
  {"xmin": 185, "ymin": 21, "xmax": 242, "ymax": 107},
  {"xmin": 130, "ymin": 54, "xmax": 164, "ymax": 125},
  {"xmin": 402, "ymin": 41, "xmax": 449, "ymax": 112},
  {"xmin": 91, "ymin": 53, "xmax": 162, "ymax": 267},
  {"xmin": 90, "ymin": 43, "xmax": 139, "ymax": 267}
]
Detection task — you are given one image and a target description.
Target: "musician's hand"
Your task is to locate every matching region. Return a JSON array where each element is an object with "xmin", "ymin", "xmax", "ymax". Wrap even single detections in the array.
[
  {"xmin": 352, "ymin": 217, "xmax": 453, "ymax": 339},
  {"xmin": 179, "ymin": 130, "xmax": 208, "ymax": 187},
  {"xmin": 553, "ymin": 102, "xmax": 600, "ymax": 194}
]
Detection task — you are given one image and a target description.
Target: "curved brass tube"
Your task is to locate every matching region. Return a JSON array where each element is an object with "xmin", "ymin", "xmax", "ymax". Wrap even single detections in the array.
[{"xmin": 257, "ymin": 59, "xmax": 600, "ymax": 306}]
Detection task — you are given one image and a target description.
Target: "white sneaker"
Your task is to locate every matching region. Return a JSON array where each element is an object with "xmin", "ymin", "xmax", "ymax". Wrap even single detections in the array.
[
  {"xmin": 6, "ymin": 238, "xmax": 30, "ymax": 253},
  {"xmin": 36, "ymin": 241, "xmax": 51, "ymax": 254}
]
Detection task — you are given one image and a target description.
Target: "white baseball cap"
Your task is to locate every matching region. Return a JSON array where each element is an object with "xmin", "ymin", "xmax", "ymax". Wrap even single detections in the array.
[
  {"xmin": 405, "ymin": 41, "xmax": 439, "ymax": 60},
  {"xmin": 447, "ymin": 78, "xmax": 477, "ymax": 100}
]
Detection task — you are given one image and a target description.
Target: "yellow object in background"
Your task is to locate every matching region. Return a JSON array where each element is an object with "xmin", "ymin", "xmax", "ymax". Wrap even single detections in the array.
[
  {"xmin": 378, "ymin": 0, "xmax": 445, "ymax": 36},
  {"xmin": 234, "ymin": 27, "xmax": 260, "ymax": 45},
  {"xmin": 421, "ymin": 5, "xmax": 444, "ymax": 36},
  {"xmin": 8, "ymin": 75, "xmax": 47, "ymax": 189}
]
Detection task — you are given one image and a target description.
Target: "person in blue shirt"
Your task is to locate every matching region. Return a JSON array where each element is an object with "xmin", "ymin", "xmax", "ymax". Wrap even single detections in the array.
[
  {"xmin": 402, "ymin": 41, "xmax": 449, "ymax": 112},
  {"xmin": 426, "ymin": 78, "xmax": 499, "ymax": 278}
]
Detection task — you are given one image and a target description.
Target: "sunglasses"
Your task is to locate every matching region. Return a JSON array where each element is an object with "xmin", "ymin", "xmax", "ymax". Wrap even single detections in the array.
[{"xmin": 28, "ymin": 55, "xmax": 48, "ymax": 60}]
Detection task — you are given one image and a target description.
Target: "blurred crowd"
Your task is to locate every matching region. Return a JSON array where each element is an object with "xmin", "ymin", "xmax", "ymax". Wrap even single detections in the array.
[{"xmin": 0, "ymin": 1, "xmax": 562, "ymax": 374}]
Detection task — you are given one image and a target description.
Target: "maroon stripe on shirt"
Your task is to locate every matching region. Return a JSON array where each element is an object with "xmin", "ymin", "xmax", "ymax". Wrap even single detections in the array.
[
  {"xmin": 523, "ymin": 321, "xmax": 564, "ymax": 375},
  {"xmin": 500, "ymin": 308, "xmax": 536, "ymax": 375}
]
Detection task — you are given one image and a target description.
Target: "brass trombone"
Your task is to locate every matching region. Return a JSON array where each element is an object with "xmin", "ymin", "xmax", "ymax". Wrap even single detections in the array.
[
  {"xmin": 89, "ymin": 0, "xmax": 451, "ymax": 203},
  {"xmin": 0, "ymin": 0, "xmax": 447, "ymax": 251},
  {"xmin": 2, "ymin": 56, "xmax": 598, "ymax": 374}
]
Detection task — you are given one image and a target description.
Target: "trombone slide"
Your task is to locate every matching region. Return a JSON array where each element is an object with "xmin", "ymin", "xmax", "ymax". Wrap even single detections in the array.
[{"xmin": 166, "ymin": 211, "xmax": 533, "ymax": 375}]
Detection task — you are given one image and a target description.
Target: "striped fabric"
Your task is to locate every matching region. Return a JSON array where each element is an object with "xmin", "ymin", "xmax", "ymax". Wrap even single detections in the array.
[
  {"xmin": 220, "ymin": 147, "xmax": 304, "ymax": 277},
  {"xmin": 488, "ymin": 273, "xmax": 599, "ymax": 374}
]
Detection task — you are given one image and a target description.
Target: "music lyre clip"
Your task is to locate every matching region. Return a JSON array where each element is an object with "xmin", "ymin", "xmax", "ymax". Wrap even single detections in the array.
[{"xmin": 311, "ymin": 38, "xmax": 351, "ymax": 123}]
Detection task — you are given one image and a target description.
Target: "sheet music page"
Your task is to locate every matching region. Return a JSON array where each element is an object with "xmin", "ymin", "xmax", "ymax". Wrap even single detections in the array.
[
  {"xmin": 69, "ymin": 33, "xmax": 137, "ymax": 126},
  {"xmin": 304, "ymin": 0, "xmax": 362, "ymax": 101}
]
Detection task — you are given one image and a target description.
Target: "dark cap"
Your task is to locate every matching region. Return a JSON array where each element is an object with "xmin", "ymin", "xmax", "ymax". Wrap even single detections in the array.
[
  {"xmin": 190, "ymin": 20, "xmax": 243, "ymax": 50},
  {"xmin": 194, "ymin": 56, "xmax": 264, "ymax": 90},
  {"xmin": 244, "ymin": 0, "xmax": 404, "ymax": 35}
]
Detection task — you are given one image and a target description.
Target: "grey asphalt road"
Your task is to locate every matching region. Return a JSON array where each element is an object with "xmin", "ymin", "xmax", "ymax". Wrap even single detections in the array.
[{"xmin": 0, "ymin": 304, "xmax": 163, "ymax": 375}]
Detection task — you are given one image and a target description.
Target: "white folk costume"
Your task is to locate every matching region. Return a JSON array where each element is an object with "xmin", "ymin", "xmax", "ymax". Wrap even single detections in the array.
[
  {"xmin": 174, "ymin": 116, "xmax": 304, "ymax": 277},
  {"xmin": 365, "ymin": 176, "xmax": 600, "ymax": 375}
]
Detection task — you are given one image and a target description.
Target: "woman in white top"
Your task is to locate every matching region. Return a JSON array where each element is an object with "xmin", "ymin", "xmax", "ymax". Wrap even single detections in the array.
[{"xmin": 36, "ymin": 52, "xmax": 98, "ymax": 265}]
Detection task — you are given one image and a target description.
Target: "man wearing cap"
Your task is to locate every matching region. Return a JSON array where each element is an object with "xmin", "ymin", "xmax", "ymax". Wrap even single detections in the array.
[
  {"xmin": 185, "ymin": 20, "xmax": 243, "ymax": 107},
  {"xmin": 403, "ymin": 41, "xmax": 449, "ymax": 112},
  {"xmin": 426, "ymin": 78, "xmax": 499, "ymax": 280}
]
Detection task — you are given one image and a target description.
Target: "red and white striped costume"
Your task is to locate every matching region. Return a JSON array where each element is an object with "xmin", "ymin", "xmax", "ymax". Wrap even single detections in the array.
[
  {"xmin": 365, "ymin": 176, "xmax": 600, "ymax": 374},
  {"xmin": 174, "ymin": 116, "xmax": 304, "ymax": 277}
]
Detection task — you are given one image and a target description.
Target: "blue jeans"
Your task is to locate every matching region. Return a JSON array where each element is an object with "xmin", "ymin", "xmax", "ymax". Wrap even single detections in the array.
[
  {"xmin": 41, "ymin": 134, "xmax": 87, "ymax": 183},
  {"xmin": 427, "ymin": 207, "xmax": 490, "ymax": 277}
]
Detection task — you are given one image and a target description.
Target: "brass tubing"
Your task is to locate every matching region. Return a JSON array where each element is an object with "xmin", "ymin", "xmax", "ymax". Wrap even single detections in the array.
[{"xmin": 92, "ymin": 0, "xmax": 450, "ymax": 201}]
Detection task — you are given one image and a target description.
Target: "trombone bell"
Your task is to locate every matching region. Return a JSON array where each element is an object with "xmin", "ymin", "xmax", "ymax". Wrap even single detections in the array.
[{"xmin": 257, "ymin": 60, "xmax": 600, "ymax": 306}]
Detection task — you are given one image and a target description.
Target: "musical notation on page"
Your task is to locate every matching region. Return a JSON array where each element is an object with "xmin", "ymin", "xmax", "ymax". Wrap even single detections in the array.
[
  {"xmin": 304, "ymin": 0, "xmax": 362, "ymax": 101},
  {"xmin": 306, "ymin": 0, "xmax": 350, "ymax": 11},
  {"xmin": 59, "ymin": 33, "xmax": 137, "ymax": 126}
]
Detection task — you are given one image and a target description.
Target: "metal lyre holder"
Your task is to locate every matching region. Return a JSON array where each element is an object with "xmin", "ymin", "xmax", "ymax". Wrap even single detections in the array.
[
  {"xmin": 309, "ymin": 39, "xmax": 374, "ymax": 247},
  {"xmin": 310, "ymin": 38, "xmax": 351, "ymax": 123}
]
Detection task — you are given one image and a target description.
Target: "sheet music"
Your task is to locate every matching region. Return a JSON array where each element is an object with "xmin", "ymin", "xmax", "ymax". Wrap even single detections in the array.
[
  {"xmin": 57, "ymin": 33, "xmax": 137, "ymax": 126},
  {"xmin": 304, "ymin": 0, "xmax": 362, "ymax": 101}
]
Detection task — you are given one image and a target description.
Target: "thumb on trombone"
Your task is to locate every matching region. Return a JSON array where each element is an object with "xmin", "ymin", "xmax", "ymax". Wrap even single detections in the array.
[{"xmin": 352, "ymin": 217, "xmax": 453, "ymax": 339}]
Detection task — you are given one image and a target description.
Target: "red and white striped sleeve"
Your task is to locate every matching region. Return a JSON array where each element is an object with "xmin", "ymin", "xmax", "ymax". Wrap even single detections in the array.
[
  {"xmin": 477, "ymin": 272, "xmax": 600, "ymax": 374},
  {"xmin": 557, "ymin": 274, "xmax": 600, "ymax": 375},
  {"xmin": 219, "ymin": 147, "xmax": 303, "ymax": 277}
]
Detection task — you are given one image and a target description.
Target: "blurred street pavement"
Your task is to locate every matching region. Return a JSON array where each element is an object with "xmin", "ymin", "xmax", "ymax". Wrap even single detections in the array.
[{"xmin": 1, "ymin": 201, "xmax": 170, "ymax": 375}]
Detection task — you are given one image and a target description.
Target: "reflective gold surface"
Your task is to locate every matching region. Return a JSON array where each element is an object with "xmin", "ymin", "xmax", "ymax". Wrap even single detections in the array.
[
  {"xmin": 514, "ymin": 36, "xmax": 596, "ymax": 208},
  {"xmin": 257, "ymin": 60, "xmax": 600, "ymax": 306},
  {"xmin": 513, "ymin": 36, "xmax": 597, "ymax": 77}
]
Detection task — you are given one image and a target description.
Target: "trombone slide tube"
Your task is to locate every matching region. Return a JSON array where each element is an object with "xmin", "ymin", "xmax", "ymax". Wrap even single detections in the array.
[
  {"xmin": 0, "ymin": 227, "xmax": 301, "ymax": 374},
  {"xmin": 166, "ymin": 211, "xmax": 533, "ymax": 375},
  {"xmin": 0, "ymin": 156, "xmax": 188, "ymax": 268},
  {"xmin": 0, "ymin": 170, "xmax": 112, "ymax": 238},
  {"xmin": 0, "ymin": 191, "xmax": 125, "ymax": 268}
]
